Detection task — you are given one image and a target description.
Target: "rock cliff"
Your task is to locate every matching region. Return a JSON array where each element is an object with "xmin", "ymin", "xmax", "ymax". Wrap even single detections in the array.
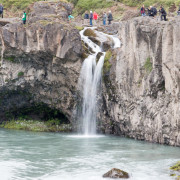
[
  {"xmin": 0, "ymin": 1, "xmax": 82, "ymax": 121},
  {"xmin": 101, "ymin": 17, "xmax": 180, "ymax": 146}
]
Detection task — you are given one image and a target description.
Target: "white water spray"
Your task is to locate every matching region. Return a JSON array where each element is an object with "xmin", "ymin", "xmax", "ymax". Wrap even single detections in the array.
[{"xmin": 77, "ymin": 27, "xmax": 120, "ymax": 135}]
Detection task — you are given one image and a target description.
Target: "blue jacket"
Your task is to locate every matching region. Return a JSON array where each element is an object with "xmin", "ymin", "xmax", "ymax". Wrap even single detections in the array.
[{"xmin": 0, "ymin": 5, "xmax": 3, "ymax": 12}]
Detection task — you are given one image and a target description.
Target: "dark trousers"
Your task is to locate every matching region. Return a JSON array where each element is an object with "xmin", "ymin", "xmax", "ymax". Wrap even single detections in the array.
[
  {"xmin": 23, "ymin": 20, "xmax": 26, "ymax": 24},
  {"xmin": 161, "ymin": 15, "xmax": 167, "ymax": 21},
  {"xmin": 108, "ymin": 20, "xmax": 111, "ymax": 25},
  {"xmin": 0, "ymin": 11, "xmax": 3, "ymax": 18}
]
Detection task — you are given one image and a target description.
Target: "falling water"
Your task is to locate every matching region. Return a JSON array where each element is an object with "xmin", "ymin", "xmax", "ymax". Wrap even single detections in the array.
[{"xmin": 77, "ymin": 27, "xmax": 120, "ymax": 135}]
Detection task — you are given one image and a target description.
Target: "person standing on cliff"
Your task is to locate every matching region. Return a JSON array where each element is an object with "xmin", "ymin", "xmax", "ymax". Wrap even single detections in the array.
[
  {"xmin": 89, "ymin": 11, "xmax": 93, "ymax": 26},
  {"xmin": 140, "ymin": 5, "xmax": 146, "ymax": 16},
  {"xmin": 93, "ymin": 11, "xmax": 98, "ymax": 26},
  {"xmin": 0, "ymin": 4, "xmax": 3, "ymax": 18},
  {"xmin": 22, "ymin": 11, "xmax": 27, "ymax": 25},
  {"xmin": 102, "ymin": 12, "xmax": 107, "ymax": 25},
  {"xmin": 84, "ymin": 11, "xmax": 89, "ymax": 25},
  {"xmin": 108, "ymin": 10, "xmax": 113, "ymax": 25},
  {"xmin": 177, "ymin": 5, "xmax": 180, "ymax": 15},
  {"xmin": 159, "ymin": 6, "xmax": 167, "ymax": 21}
]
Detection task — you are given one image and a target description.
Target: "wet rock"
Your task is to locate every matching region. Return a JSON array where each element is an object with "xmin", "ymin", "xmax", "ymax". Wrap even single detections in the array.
[
  {"xmin": 89, "ymin": 36, "xmax": 101, "ymax": 46},
  {"xmin": 103, "ymin": 168, "xmax": 129, "ymax": 179},
  {"xmin": 96, "ymin": 52, "xmax": 103, "ymax": 62}
]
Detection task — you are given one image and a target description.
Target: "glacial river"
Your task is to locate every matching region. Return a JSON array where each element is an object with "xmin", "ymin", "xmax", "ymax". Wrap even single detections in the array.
[{"xmin": 0, "ymin": 128, "xmax": 179, "ymax": 180}]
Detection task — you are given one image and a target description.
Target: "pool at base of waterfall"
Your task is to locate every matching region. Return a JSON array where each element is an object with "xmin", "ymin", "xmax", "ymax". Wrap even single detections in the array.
[{"xmin": 0, "ymin": 128, "xmax": 179, "ymax": 180}]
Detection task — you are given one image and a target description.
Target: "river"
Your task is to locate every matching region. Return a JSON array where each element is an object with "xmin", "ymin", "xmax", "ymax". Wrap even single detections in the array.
[{"xmin": 0, "ymin": 128, "xmax": 179, "ymax": 180}]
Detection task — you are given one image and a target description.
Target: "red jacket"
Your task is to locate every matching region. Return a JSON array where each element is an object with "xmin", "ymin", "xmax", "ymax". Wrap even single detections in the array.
[{"xmin": 93, "ymin": 12, "xmax": 98, "ymax": 20}]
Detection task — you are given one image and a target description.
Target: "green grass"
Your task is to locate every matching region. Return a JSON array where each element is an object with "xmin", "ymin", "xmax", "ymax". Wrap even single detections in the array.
[
  {"xmin": 116, "ymin": 0, "xmax": 180, "ymax": 8},
  {"xmin": 0, "ymin": 119, "xmax": 72, "ymax": 132},
  {"xmin": 1, "ymin": 0, "xmax": 41, "ymax": 10},
  {"xmin": 70, "ymin": 0, "xmax": 114, "ymax": 14}
]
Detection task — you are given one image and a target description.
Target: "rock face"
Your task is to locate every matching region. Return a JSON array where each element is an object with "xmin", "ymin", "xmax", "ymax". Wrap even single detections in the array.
[
  {"xmin": 0, "ymin": 1, "xmax": 82, "ymax": 121},
  {"xmin": 103, "ymin": 168, "xmax": 129, "ymax": 179},
  {"xmin": 100, "ymin": 17, "xmax": 180, "ymax": 146}
]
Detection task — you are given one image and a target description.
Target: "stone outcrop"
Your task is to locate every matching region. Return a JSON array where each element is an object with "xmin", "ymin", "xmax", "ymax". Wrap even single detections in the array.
[
  {"xmin": 103, "ymin": 168, "xmax": 129, "ymax": 178},
  {"xmin": 0, "ymin": 1, "xmax": 82, "ymax": 121},
  {"xmin": 100, "ymin": 17, "xmax": 180, "ymax": 146}
]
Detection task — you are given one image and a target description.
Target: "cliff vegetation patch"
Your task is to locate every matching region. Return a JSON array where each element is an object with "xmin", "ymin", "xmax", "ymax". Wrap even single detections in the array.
[
  {"xmin": 144, "ymin": 57, "xmax": 152, "ymax": 74},
  {"xmin": 83, "ymin": 28, "xmax": 96, "ymax": 37},
  {"xmin": 103, "ymin": 50, "xmax": 112, "ymax": 74}
]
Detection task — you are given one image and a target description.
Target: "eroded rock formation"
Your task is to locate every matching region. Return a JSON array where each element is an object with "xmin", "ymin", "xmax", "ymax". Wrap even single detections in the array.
[
  {"xmin": 0, "ymin": 1, "xmax": 82, "ymax": 121},
  {"xmin": 100, "ymin": 17, "xmax": 180, "ymax": 146}
]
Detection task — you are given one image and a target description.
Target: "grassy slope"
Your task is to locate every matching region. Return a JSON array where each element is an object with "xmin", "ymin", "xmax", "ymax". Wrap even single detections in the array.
[
  {"xmin": 1, "ymin": 0, "xmax": 41, "ymax": 10},
  {"xmin": 69, "ymin": 0, "xmax": 180, "ymax": 15}
]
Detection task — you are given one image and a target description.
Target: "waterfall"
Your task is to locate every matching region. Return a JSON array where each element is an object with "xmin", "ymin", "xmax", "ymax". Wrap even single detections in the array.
[{"xmin": 77, "ymin": 27, "xmax": 120, "ymax": 135}]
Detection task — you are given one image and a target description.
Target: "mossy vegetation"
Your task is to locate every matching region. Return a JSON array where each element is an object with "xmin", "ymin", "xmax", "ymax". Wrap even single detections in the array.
[
  {"xmin": 83, "ymin": 28, "xmax": 96, "ymax": 37},
  {"xmin": 144, "ymin": 57, "xmax": 153, "ymax": 74},
  {"xmin": 170, "ymin": 161, "xmax": 180, "ymax": 171},
  {"xmin": 4, "ymin": 56, "xmax": 16, "ymax": 63},
  {"xmin": 38, "ymin": 20, "xmax": 53, "ymax": 26},
  {"xmin": 169, "ymin": 161, "xmax": 180, "ymax": 179},
  {"xmin": 0, "ymin": 119, "xmax": 72, "ymax": 132},
  {"xmin": 75, "ymin": 26, "xmax": 84, "ymax": 31},
  {"xmin": 103, "ymin": 50, "xmax": 112, "ymax": 74},
  {"xmin": 18, "ymin": 71, "xmax": 24, "ymax": 77},
  {"xmin": 0, "ymin": 102, "xmax": 71, "ymax": 132}
]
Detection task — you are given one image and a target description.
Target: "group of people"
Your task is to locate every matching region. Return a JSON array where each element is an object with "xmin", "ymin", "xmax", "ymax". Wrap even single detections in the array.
[
  {"xmin": 84, "ymin": 11, "xmax": 113, "ymax": 26},
  {"xmin": 140, "ymin": 4, "xmax": 180, "ymax": 21}
]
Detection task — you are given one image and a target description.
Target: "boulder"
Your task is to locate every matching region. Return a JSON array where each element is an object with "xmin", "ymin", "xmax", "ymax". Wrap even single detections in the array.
[{"xmin": 103, "ymin": 168, "xmax": 129, "ymax": 179}]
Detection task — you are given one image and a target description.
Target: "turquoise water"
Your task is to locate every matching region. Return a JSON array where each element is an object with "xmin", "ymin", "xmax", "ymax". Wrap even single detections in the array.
[{"xmin": 0, "ymin": 128, "xmax": 179, "ymax": 180}]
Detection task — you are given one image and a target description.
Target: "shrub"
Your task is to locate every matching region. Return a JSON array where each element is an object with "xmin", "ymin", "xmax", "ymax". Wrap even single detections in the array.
[{"xmin": 18, "ymin": 71, "xmax": 24, "ymax": 77}]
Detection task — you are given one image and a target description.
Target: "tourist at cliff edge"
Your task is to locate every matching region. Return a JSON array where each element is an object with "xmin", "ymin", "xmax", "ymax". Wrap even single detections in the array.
[
  {"xmin": 102, "ymin": 12, "xmax": 107, "ymax": 25},
  {"xmin": 89, "ymin": 11, "xmax": 93, "ymax": 26},
  {"xmin": 159, "ymin": 6, "xmax": 167, "ymax": 21},
  {"xmin": 140, "ymin": 5, "xmax": 146, "ymax": 16},
  {"xmin": 108, "ymin": 11, "xmax": 113, "ymax": 25},
  {"xmin": 22, "ymin": 11, "xmax": 27, "ymax": 24},
  {"xmin": 0, "ymin": 4, "xmax": 3, "ymax": 18},
  {"xmin": 177, "ymin": 5, "xmax": 180, "ymax": 15},
  {"xmin": 93, "ymin": 11, "xmax": 98, "ymax": 25}
]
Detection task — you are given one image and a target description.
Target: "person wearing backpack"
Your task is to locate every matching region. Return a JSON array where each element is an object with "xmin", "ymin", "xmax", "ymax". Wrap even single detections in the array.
[
  {"xmin": 108, "ymin": 10, "xmax": 113, "ymax": 25},
  {"xmin": 148, "ymin": 6, "xmax": 157, "ymax": 17},
  {"xmin": 152, "ymin": 6, "xmax": 157, "ymax": 16},
  {"xmin": 159, "ymin": 6, "xmax": 167, "ymax": 21}
]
